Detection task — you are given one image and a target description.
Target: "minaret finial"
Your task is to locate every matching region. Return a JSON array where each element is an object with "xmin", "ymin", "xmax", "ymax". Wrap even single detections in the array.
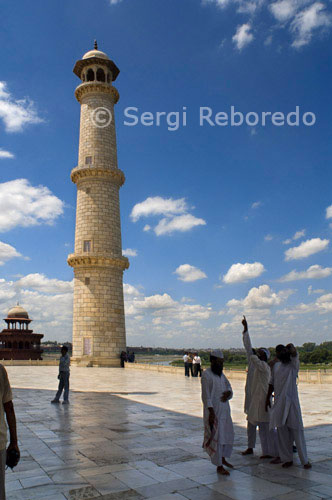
[{"xmin": 94, "ymin": 39, "xmax": 98, "ymax": 50}]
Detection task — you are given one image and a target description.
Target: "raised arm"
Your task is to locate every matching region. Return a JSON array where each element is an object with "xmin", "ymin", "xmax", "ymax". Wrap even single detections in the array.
[{"xmin": 242, "ymin": 316, "xmax": 254, "ymax": 361}]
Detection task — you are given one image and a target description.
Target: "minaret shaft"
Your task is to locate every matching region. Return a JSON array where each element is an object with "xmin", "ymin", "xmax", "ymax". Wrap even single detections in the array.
[{"xmin": 68, "ymin": 46, "xmax": 128, "ymax": 367}]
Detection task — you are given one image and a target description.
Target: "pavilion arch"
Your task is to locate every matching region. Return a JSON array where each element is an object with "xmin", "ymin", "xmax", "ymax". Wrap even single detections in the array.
[
  {"xmin": 96, "ymin": 68, "xmax": 105, "ymax": 82},
  {"xmin": 87, "ymin": 68, "xmax": 95, "ymax": 81}
]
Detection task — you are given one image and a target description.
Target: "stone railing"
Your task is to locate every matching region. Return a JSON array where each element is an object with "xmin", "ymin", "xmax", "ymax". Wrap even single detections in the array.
[
  {"xmin": 124, "ymin": 362, "xmax": 332, "ymax": 384},
  {"xmin": 0, "ymin": 359, "xmax": 58, "ymax": 366}
]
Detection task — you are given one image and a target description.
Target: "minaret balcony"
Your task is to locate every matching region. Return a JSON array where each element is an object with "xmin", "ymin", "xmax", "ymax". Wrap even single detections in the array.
[
  {"xmin": 70, "ymin": 165, "xmax": 125, "ymax": 186},
  {"xmin": 67, "ymin": 253, "xmax": 129, "ymax": 270},
  {"xmin": 75, "ymin": 82, "xmax": 119, "ymax": 103}
]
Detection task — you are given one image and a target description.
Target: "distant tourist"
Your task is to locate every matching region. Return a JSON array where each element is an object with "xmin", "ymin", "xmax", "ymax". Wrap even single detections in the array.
[
  {"xmin": 267, "ymin": 343, "xmax": 311, "ymax": 469},
  {"xmin": 240, "ymin": 317, "xmax": 277, "ymax": 458},
  {"xmin": 193, "ymin": 353, "xmax": 202, "ymax": 377},
  {"xmin": 201, "ymin": 350, "xmax": 234, "ymax": 475},
  {"xmin": 128, "ymin": 352, "xmax": 135, "ymax": 363},
  {"xmin": 120, "ymin": 351, "xmax": 127, "ymax": 368},
  {"xmin": 187, "ymin": 352, "xmax": 194, "ymax": 377},
  {"xmin": 51, "ymin": 345, "xmax": 70, "ymax": 405},
  {"xmin": 183, "ymin": 352, "xmax": 190, "ymax": 377},
  {"xmin": 1, "ymin": 364, "xmax": 20, "ymax": 500}
]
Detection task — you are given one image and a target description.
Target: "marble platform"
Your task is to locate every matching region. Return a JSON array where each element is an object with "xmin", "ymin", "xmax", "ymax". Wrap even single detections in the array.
[{"xmin": 3, "ymin": 366, "xmax": 332, "ymax": 500}]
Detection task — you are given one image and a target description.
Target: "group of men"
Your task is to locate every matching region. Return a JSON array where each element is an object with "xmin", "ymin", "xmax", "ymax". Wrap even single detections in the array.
[
  {"xmin": 183, "ymin": 352, "xmax": 202, "ymax": 377},
  {"xmin": 0, "ymin": 324, "xmax": 313, "ymax": 498},
  {"xmin": 202, "ymin": 316, "xmax": 311, "ymax": 475}
]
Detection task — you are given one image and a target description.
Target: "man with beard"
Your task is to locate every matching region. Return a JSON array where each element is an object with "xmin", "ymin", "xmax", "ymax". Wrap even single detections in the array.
[
  {"xmin": 201, "ymin": 350, "xmax": 234, "ymax": 475},
  {"xmin": 267, "ymin": 344, "xmax": 311, "ymax": 469},
  {"xmin": 241, "ymin": 317, "xmax": 277, "ymax": 458}
]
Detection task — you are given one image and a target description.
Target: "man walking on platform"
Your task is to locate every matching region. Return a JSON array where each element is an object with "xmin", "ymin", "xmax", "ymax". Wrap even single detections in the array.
[{"xmin": 51, "ymin": 345, "xmax": 70, "ymax": 405}]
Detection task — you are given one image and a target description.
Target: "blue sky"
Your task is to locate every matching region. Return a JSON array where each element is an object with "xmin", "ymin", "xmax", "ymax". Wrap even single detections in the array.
[{"xmin": 0, "ymin": 0, "xmax": 331, "ymax": 348}]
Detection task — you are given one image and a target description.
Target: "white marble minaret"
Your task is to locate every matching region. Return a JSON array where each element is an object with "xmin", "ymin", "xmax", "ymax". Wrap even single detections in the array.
[{"xmin": 68, "ymin": 42, "xmax": 129, "ymax": 367}]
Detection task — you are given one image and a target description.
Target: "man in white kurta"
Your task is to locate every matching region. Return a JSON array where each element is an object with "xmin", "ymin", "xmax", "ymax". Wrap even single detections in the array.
[
  {"xmin": 241, "ymin": 317, "xmax": 278, "ymax": 457},
  {"xmin": 201, "ymin": 350, "xmax": 234, "ymax": 475},
  {"xmin": 242, "ymin": 317, "xmax": 276, "ymax": 456},
  {"xmin": 268, "ymin": 344, "xmax": 311, "ymax": 468}
]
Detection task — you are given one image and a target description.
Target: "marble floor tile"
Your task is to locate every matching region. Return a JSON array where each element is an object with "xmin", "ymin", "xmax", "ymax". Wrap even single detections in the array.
[
  {"xmin": 2, "ymin": 368, "xmax": 331, "ymax": 500},
  {"xmin": 179, "ymin": 485, "xmax": 232, "ymax": 500},
  {"xmin": 134, "ymin": 478, "xmax": 199, "ymax": 498},
  {"xmin": 112, "ymin": 469, "xmax": 159, "ymax": 488}
]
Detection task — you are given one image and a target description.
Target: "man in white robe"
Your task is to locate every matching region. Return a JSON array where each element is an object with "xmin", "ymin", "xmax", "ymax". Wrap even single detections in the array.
[
  {"xmin": 201, "ymin": 350, "xmax": 234, "ymax": 475},
  {"xmin": 241, "ymin": 317, "xmax": 277, "ymax": 458},
  {"xmin": 267, "ymin": 344, "xmax": 311, "ymax": 469}
]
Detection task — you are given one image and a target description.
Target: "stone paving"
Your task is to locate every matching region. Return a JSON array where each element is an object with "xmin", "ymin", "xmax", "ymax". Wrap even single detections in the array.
[{"xmin": 3, "ymin": 366, "xmax": 332, "ymax": 500}]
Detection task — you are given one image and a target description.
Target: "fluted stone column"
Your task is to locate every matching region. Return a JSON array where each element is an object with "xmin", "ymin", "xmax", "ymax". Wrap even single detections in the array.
[{"xmin": 68, "ymin": 43, "xmax": 129, "ymax": 367}]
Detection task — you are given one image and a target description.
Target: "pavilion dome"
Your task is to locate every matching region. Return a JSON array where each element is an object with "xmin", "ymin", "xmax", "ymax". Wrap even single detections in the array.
[
  {"xmin": 7, "ymin": 305, "xmax": 29, "ymax": 319},
  {"xmin": 82, "ymin": 49, "xmax": 109, "ymax": 60}
]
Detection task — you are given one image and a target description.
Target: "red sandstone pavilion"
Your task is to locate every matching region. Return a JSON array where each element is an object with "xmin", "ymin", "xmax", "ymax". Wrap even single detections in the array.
[{"xmin": 0, "ymin": 305, "xmax": 43, "ymax": 360}]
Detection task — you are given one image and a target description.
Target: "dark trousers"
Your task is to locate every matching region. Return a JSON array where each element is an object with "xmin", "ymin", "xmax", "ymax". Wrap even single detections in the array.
[
  {"xmin": 193, "ymin": 364, "xmax": 202, "ymax": 377},
  {"xmin": 188, "ymin": 363, "xmax": 193, "ymax": 377},
  {"xmin": 55, "ymin": 372, "xmax": 70, "ymax": 402},
  {"xmin": 184, "ymin": 362, "xmax": 190, "ymax": 377}
]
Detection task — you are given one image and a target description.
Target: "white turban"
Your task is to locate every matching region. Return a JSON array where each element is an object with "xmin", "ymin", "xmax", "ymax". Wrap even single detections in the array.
[
  {"xmin": 260, "ymin": 348, "xmax": 270, "ymax": 360},
  {"xmin": 211, "ymin": 350, "xmax": 224, "ymax": 359}
]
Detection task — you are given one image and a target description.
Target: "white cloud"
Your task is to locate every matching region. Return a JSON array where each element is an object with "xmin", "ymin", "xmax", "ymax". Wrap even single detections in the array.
[
  {"xmin": 283, "ymin": 228, "xmax": 306, "ymax": 244},
  {"xmin": 270, "ymin": 0, "xmax": 301, "ymax": 22},
  {"xmin": 174, "ymin": 264, "xmax": 207, "ymax": 282},
  {"xmin": 124, "ymin": 286, "xmax": 212, "ymax": 325},
  {"xmin": 326, "ymin": 204, "xmax": 332, "ymax": 219},
  {"xmin": 0, "ymin": 81, "xmax": 43, "ymax": 133},
  {"xmin": 284, "ymin": 238, "xmax": 329, "ymax": 260},
  {"xmin": 232, "ymin": 23, "xmax": 254, "ymax": 50},
  {"xmin": 251, "ymin": 201, "xmax": 262, "ymax": 209},
  {"xmin": 278, "ymin": 292, "xmax": 332, "ymax": 315},
  {"xmin": 16, "ymin": 274, "xmax": 74, "ymax": 294},
  {"xmin": 0, "ymin": 179, "xmax": 64, "ymax": 232},
  {"xmin": 0, "ymin": 241, "xmax": 22, "ymax": 265},
  {"xmin": 308, "ymin": 285, "xmax": 325, "ymax": 295},
  {"xmin": 223, "ymin": 262, "xmax": 265, "ymax": 284},
  {"xmin": 291, "ymin": 2, "xmax": 332, "ymax": 48},
  {"xmin": 204, "ymin": 0, "xmax": 264, "ymax": 14},
  {"xmin": 154, "ymin": 214, "xmax": 206, "ymax": 236},
  {"xmin": 0, "ymin": 275, "xmax": 73, "ymax": 342},
  {"xmin": 316, "ymin": 293, "xmax": 332, "ymax": 312},
  {"xmin": 0, "ymin": 149, "xmax": 14, "ymax": 159},
  {"xmin": 227, "ymin": 284, "xmax": 292, "ymax": 310},
  {"xmin": 123, "ymin": 248, "xmax": 137, "ymax": 257},
  {"xmin": 206, "ymin": 0, "xmax": 332, "ymax": 49},
  {"xmin": 131, "ymin": 196, "xmax": 188, "ymax": 222},
  {"xmin": 123, "ymin": 283, "xmax": 141, "ymax": 297},
  {"xmin": 264, "ymin": 234, "xmax": 273, "ymax": 241},
  {"xmin": 131, "ymin": 195, "xmax": 206, "ymax": 236},
  {"xmin": 279, "ymin": 264, "xmax": 332, "ymax": 282},
  {"xmin": 293, "ymin": 229, "xmax": 306, "ymax": 240},
  {"xmin": 110, "ymin": 0, "xmax": 122, "ymax": 3}
]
